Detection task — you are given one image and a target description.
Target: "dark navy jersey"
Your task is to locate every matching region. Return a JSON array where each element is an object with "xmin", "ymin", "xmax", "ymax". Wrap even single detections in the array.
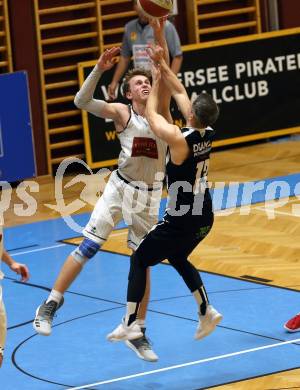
[{"xmin": 164, "ymin": 126, "xmax": 215, "ymax": 230}]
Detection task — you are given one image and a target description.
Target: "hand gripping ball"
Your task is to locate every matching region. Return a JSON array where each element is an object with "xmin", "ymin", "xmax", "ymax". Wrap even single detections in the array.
[{"xmin": 137, "ymin": 0, "xmax": 173, "ymax": 19}]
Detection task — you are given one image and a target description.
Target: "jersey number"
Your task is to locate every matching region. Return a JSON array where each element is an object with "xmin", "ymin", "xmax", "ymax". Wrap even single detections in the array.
[{"xmin": 193, "ymin": 159, "xmax": 209, "ymax": 194}]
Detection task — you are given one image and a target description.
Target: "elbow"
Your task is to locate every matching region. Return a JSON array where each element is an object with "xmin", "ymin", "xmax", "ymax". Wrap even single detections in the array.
[{"xmin": 74, "ymin": 92, "xmax": 85, "ymax": 109}]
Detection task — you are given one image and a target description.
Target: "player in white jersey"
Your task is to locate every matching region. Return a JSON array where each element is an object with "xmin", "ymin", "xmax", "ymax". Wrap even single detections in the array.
[
  {"xmin": 83, "ymin": 91, "xmax": 167, "ymax": 253},
  {"xmin": 0, "ymin": 225, "xmax": 29, "ymax": 367},
  {"xmin": 33, "ymin": 20, "xmax": 171, "ymax": 362}
]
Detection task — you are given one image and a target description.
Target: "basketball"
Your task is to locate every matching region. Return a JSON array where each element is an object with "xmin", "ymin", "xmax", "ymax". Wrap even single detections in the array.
[{"xmin": 137, "ymin": 0, "xmax": 173, "ymax": 19}]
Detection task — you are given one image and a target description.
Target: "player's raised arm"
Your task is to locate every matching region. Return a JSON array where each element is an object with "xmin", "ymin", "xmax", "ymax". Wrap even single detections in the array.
[
  {"xmin": 149, "ymin": 18, "xmax": 172, "ymax": 123},
  {"xmin": 108, "ymin": 55, "xmax": 131, "ymax": 101},
  {"xmin": 74, "ymin": 47, "xmax": 124, "ymax": 122},
  {"xmin": 150, "ymin": 18, "xmax": 170, "ymax": 66},
  {"xmin": 145, "ymin": 63, "xmax": 178, "ymax": 145},
  {"xmin": 148, "ymin": 44, "xmax": 191, "ymax": 121}
]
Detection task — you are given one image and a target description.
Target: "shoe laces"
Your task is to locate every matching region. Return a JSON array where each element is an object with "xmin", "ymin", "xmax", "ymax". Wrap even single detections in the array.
[{"xmin": 38, "ymin": 301, "xmax": 57, "ymax": 321}]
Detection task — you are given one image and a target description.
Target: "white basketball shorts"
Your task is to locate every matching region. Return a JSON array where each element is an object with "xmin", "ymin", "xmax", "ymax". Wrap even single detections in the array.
[{"xmin": 83, "ymin": 170, "xmax": 161, "ymax": 250}]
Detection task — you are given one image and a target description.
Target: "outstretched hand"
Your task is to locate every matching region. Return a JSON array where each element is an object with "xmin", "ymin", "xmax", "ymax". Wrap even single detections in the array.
[
  {"xmin": 149, "ymin": 16, "xmax": 166, "ymax": 34},
  {"xmin": 10, "ymin": 262, "xmax": 30, "ymax": 282},
  {"xmin": 97, "ymin": 47, "xmax": 120, "ymax": 71},
  {"xmin": 147, "ymin": 43, "xmax": 164, "ymax": 64},
  {"xmin": 150, "ymin": 61, "xmax": 161, "ymax": 84}
]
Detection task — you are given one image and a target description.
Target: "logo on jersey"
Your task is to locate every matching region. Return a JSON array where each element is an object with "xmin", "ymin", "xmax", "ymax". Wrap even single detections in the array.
[
  {"xmin": 131, "ymin": 137, "xmax": 158, "ymax": 159},
  {"xmin": 193, "ymin": 140, "xmax": 211, "ymax": 157},
  {"xmin": 130, "ymin": 31, "xmax": 137, "ymax": 42}
]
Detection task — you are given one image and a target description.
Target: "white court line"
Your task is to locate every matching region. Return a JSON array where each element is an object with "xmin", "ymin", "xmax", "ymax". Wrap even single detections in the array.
[
  {"xmin": 69, "ymin": 338, "xmax": 300, "ymax": 389},
  {"xmin": 10, "ymin": 243, "xmax": 66, "ymax": 256},
  {"xmin": 10, "ymin": 232, "xmax": 126, "ymax": 257},
  {"xmin": 254, "ymin": 206, "xmax": 300, "ymax": 217}
]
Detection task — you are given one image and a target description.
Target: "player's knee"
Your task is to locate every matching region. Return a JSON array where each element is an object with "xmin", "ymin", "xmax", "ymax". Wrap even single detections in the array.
[{"xmin": 71, "ymin": 238, "xmax": 100, "ymax": 266}]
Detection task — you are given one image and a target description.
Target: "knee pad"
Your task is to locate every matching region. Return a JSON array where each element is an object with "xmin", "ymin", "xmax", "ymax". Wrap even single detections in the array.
[{"xmin": 72, "ymin": 238, "xmax": 100, "ymax": 265}]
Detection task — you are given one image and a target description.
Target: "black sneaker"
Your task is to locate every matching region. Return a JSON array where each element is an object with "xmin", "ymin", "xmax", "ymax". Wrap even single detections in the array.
[{"xmin": 33, "ymin": 297, "xmax": 64, "ymax": 336}]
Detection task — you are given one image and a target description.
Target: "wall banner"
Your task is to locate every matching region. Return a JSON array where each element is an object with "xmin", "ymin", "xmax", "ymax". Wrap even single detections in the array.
[{"xmin": 0, "ymin": 71, "xmax": 36, "ymax": 182}]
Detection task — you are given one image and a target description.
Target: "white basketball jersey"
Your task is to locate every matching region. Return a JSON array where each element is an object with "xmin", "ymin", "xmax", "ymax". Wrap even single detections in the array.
[{"xmin": 117, "ymin": 105, "xmax": 167, "ymax": 186}]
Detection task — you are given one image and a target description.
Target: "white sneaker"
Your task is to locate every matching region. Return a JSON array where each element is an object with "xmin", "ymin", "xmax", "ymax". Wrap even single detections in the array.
[
  {"xmin": 33, "ymin": 298, "xmax": 64, "ymax": 336},
  {"xmin": 195, "ymin": 305, "xmax": 223, "ymax": 340},
  {"xmin": 107, "ymin": 319, "xmax": 143, "ymax": 342},
  {"xmin": 125, "ymin": 329, "xmax": 158, "ymax": 362}
]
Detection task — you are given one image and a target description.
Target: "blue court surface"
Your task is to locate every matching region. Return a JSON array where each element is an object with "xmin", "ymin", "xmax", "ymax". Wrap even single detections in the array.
[{"xmin": 2, "ymin": 210, "xmax": 300, "ymax": 390}]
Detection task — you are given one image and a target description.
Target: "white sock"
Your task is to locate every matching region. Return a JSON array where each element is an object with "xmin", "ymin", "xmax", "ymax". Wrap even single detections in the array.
[
  {"xmin": 125, "ymin": 302, "xmax": 139, "ymax": 325},
  {"xmin": 46, "ymin": 289, "xmax": 63, "ymax": 304},
  {"xmin": 193, "ymin": 287, "xmax": 209, "ymax": 315}
]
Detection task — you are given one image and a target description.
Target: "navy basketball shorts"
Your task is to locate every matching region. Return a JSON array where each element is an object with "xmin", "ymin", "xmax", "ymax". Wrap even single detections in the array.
[{"xmin": 134, "ymin": 213, "xmax": 214, "ymax": 267}]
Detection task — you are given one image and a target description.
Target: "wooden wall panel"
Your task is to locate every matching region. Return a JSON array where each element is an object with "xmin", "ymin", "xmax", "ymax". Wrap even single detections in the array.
[
  {"xmin": 0, "ymin": 0, "xmax": 12, "ymax": 73},
  {"xmin": 186, "ymin": 0, "xmax": 261, "ymax": 43},
  {"xmin": 34, "ymin": 0, "xmax": 137, "ymax": 175}
]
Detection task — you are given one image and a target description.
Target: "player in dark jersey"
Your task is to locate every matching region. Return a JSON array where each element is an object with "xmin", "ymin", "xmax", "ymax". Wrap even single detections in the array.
[{"xmin": 108, "ymin": 44, "xmax": 222, "ymax": 345}]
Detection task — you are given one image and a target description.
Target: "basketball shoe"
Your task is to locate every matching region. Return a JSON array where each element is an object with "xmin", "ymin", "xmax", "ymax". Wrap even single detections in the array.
[
  {"xmin": 125, "ymin": 328, "xmax": 158, "ymax": 362},
  {"xmin": 33, "ymin": 297, "xmax": 64, "ymax": 336},
  {"xmin": 195, "ymin": 305, "xmax": 223, "ymax": 340},
  {"xmin": 284, "ymin": 313, "xmax": 300, "ymax": 332},
  {"xmin": 107, "ymin": 318, "xmax": 143, "ymax": 342}
]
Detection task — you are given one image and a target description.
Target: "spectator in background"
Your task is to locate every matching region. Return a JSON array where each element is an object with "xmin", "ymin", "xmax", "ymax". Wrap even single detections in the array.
[
  {"xmin": 108, "ymin": 0, "xmax": 182, "ymax": 100},
  {"xmin": 0, "ymin": 225, "xmax": 29, "ymax": 367}
]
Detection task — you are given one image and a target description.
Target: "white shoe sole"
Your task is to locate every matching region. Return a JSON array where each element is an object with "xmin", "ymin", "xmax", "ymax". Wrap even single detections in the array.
[
  {"xmin": 284, "ymin": 325, "xmax": 300, "ymax": 333},
  {"xmin": 125, "ymin": 340, "xmax": 158, "ymax": 362},
  {"xmin": 195, "ymin": 313, "xmax": 223, "ymax": 340}
]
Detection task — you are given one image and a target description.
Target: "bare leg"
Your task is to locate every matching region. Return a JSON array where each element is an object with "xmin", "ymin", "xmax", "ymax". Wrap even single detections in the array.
[
  {"xmin": 53, "ymin": 255, "xmax": 83, "ymax": 293},
  {"xmin": 0, "ymin": 297, "xmax": 6, "ymax": 367},
  {"xmin": 33, "ymin": 255, "xmax": 84, "ymax": 335}
]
